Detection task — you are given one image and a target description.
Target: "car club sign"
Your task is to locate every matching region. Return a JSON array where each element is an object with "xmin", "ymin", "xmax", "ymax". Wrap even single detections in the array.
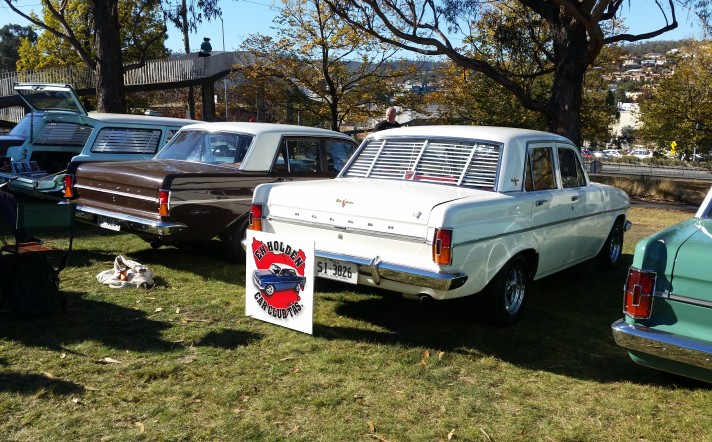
[{"xmin": 245, "ymin": 231, "xmax": 314, "ymax": 334}]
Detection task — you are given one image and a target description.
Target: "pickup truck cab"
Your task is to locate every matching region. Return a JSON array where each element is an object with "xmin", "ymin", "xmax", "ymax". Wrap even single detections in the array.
[
  {"xmin": 1, "ymin": 83, "xmax": 195, "ymax": 199},
  {"xmin": 248, "ymin": 126, "xmax": 632, "ymax": 324}
]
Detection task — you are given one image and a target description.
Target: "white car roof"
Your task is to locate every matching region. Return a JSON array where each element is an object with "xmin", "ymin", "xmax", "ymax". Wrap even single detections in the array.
[
  {"xmin": 366, "ymin": 125, "xmax": 574, "ymax": 145},
  {"xmin": 87, "ymin": 112, "xmax": 197, "ymax": 126},
  {"xmin": 181, "ymin": 121, "xmax": 353, "ymax": 139}
]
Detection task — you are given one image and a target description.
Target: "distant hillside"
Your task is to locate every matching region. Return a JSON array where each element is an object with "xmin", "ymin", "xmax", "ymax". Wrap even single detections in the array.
[{"xmin": 622, "ymin": 40, "xmax": 687, "ymax": 55}]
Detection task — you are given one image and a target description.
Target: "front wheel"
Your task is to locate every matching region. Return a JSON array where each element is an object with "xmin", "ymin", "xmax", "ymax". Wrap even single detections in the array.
[
  {"xmin": 264, "ymin": 285, "xmax": 275, "ymax": 296},
  {"xmin": 598, "ymin": 219, "xmax": 624, "ymax": 269},
  {"xmin": 479, "ymin": 255, "xmax": 529, "ymax": 326}
]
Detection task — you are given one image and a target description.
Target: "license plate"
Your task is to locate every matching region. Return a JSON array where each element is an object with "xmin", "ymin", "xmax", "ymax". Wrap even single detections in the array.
[
  {"xmin": 315, "ymin": 258, "xmax": 357, "ymax": 284},
  {"xmin": 97, "ymin": 215, "xmax": 121, "ymax": 231}
]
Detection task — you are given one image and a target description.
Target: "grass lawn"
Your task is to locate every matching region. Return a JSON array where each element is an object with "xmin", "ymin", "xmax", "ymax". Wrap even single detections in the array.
[{"xmin": 1, "ymin": 205, "xmax": 710, "ymax": 441}]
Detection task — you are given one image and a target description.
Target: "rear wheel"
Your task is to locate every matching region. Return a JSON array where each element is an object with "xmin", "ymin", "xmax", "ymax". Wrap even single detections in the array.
[
  {"xmin": 479, "ymin": 255, "xmax": 528, "ymax": 326},
  {"xmin": 598, "ymin": 219, "xmax": 624, "ymax": 269},
  {"xmin": 220, "ymin": 217, "xmax": 249, "ymax": 262}
]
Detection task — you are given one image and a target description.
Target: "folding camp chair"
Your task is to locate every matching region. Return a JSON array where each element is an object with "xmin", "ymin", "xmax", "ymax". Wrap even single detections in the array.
[{"xmin": 0, "ymin": 203, "xmax": 76, "ymax": 316}]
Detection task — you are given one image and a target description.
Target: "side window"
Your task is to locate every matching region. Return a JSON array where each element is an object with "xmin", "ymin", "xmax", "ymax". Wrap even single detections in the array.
[
  {"xmin": 525, "ymin": 147, "xmax": 556, "ymax": 191},
  {"xmin": 274, "ymin": 139, "xmax": 320, "ymax": 173},
  {"xmin": 558, "ymin": 147, "xmax": 586, "ymax": 188},
  {"xmin": 325, "ymin": 139, "xmax": 357, "ymax": 172}
]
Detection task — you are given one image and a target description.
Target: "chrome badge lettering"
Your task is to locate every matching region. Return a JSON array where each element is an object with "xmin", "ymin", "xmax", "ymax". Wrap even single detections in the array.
[{"xmin": 336, "ymin": 198, "xmax": 353, "ymax": 208}]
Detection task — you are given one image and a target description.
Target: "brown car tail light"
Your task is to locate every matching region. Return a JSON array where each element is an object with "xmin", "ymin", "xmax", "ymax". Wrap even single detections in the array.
[
  {"xmin": 623, "ymin": 267, "xmax": 657, "ymax": 319},
  {"xmin": 63, "ymin": 174, "xmax": 75, "ymax": 198},
  {"xmin": 249, "ymin": 203, "xmax": 263, "ymax": 231},
  {"xmin": 158, "ymin": 190, "xmax": 170, "ymax": 217},
  {"xmin": 432, "ymin": 228, "xmax": 453, "ymax": 265}
]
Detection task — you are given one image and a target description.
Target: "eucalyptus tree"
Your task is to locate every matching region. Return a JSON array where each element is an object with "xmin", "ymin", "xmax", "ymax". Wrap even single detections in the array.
[
  {"xmin": 241, "ymin": 0, "xmax": 420, "ymax": 131},
  {"xmin": 323, "ymin": 0, "xmax": 711, "ymax": 145},
  {"xmin": 0, "ymin": 24, "xmax": 37, "ymax": 72},
  {"xmin": 3, "ymin": 0, "xmax": 167, "ymax": 112}
]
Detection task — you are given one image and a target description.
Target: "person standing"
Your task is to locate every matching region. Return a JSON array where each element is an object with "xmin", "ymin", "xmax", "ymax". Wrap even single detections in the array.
[
  {"xmin": 373, "ymin": 107, "xmax": 401, "ymax": 132},
  {"xmin": 199, "ymin": 37, "xmax": 212, "ymax": 57}
]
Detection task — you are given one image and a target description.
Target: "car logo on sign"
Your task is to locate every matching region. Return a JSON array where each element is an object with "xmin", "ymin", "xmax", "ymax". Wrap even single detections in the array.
[{"xmin": 336, "ymin": 198, "xmax": 353, "ymax": 208}]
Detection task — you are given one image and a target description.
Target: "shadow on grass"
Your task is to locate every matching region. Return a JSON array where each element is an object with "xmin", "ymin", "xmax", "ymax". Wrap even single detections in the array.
[
  {"xmin": 0, "ymin": 292, "xmax": 179, "ymax": 354},
  {"xmin": 65, "ymin": 237, "xmax": 243, "ymax": 287},
  {"xmin": 0, "ymin": 372, "xmax": 85, "ymax": 395},
  {"xmin": 195, "ymin": 328, "xmax": 263, "ymax": 349},
  {"xmin": 312, "ymin": 254, "xmax": 708, "ymax": 388}
]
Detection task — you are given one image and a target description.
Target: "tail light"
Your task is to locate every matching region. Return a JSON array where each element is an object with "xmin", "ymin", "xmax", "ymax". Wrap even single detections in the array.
[
  {"xmin": 432, "ymin": 228, "xmax": 453, "ymax": 265},
  {"xmin": 249, "ymin": 203, "xmax": 263, "ymax": 231},
  {"xmin": 158, "ymin": 190, "xmax": 170, "ymax": 216},
  {"xmin": 63, "ymin": 174, "xmax": 75, "ymax": 198},
  {"xmin": 623, "ymin": 267, "xmax": 657, "ymax": 319}
]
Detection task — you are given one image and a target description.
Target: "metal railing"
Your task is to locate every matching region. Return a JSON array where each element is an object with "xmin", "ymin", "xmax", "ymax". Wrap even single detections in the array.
[{"xmin": 0, "ymin": 52, "xmax": 242, "ymax": 123}]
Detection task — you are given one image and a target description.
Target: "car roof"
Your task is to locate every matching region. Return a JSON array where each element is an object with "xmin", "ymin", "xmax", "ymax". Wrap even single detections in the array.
[
  {"xmin": 86, "ymin": 113, "xmax": 198, "ymax": 125},
  {"xmin": 365, "ymin": 125, "xmax": 574, "ymax": 145},
  {"xmin": 180, "ymin": 121, "xmax": 354, "ymax": 139}
]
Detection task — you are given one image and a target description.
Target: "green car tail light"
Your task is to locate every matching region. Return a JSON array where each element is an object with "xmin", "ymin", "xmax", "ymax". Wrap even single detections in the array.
[{"xmin": 623, "ymin": 267, "xmax": 657, "ymax": 319}]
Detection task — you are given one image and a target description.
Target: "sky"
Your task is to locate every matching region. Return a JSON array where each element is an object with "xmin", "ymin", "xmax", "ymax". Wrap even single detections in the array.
[{"xmin": 0, "ymin": 0, "xmax": 706, "ymax": 55}]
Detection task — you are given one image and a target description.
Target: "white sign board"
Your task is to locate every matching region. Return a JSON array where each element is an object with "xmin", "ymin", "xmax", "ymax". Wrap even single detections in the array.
[{"xmin": 245, "ymin": 231, "xmax": 314, "ymax": 334}]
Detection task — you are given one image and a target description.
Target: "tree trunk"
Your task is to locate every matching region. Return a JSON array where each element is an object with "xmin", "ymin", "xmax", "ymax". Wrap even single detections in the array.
[
  {"xmin": 93, "ymin": 0, "xmax": 125, "ymax": 113},
  {"xmin": 548, "ymin": 17, "xmax": 597, "ymax": 146},
  {"xmin": 180, "ymin": 0, "xmax": 196, "ymax": 119}
]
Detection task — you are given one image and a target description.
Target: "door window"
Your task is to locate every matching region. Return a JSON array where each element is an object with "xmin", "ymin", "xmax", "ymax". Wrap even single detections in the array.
[{"xmin": 525, "ymin": 147, "xmax": 556, "ymax": 191}]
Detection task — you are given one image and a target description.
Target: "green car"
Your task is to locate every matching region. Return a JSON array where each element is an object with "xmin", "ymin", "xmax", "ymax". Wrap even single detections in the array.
[{"xmin": 612, "ymin": 187, "xmax": 712, "ymax": 383}]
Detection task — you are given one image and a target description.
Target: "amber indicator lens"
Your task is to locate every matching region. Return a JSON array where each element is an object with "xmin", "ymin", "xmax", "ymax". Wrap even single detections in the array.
[
  {"xmin": 249, "ymin": 204, "xmax": 263, "ymax": 231},
  {"xmin": 432, "ymin": 228, "xmax": 453, "ymax": 265},
  {"xmin": 63, "ymin": 174, "xmax": 74, "ymax": 198},
  {"xmin": 158, "ymin": 190, "xmax": 170, "ymax": 216}
]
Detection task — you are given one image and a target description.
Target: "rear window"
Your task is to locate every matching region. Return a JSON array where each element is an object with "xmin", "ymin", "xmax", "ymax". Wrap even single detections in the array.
[
  {"xmin": 343, "ymin": 138, "xmax": 501, "ymax": 189},
  {"xmin": 90, "ymin": 127, "xmax": 162, "ymax": 154},
  {"xmin": 33, "ymin": 122, "xmax": 92, "ymax": 146},
  {"xmin": 9, "ymin": 112, "xmax": 44, "ymax": 138}
]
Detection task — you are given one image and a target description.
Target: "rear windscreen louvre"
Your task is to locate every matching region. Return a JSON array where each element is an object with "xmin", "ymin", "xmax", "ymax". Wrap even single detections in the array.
[
  {"xmin": 90, "ymin": 128, "xmax": 162, "ymax": 154},
  {"xmin": 34, "ymin": 122, "xmax": 92, "ymax": 146},
  {"xmin": 343, "ymin": 138, "xmax": 501, "ymax": 190}
]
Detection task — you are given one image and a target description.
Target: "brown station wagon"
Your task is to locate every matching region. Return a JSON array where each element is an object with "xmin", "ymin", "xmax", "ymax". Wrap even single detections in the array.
[{"xmin": 64, "ymin": 122, "xmax": 357, "ymax": 260}]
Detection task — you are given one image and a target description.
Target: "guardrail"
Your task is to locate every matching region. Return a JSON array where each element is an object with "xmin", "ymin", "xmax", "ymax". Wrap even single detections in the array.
[{"xmin": 586, "ymin": 159, "xmax": 712, "ymax": 181}]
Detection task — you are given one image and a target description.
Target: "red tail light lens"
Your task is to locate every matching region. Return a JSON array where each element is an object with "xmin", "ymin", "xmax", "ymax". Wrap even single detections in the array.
[
  {"xmin": 63, "ymin": 174, "xmax": 75, "ymax": 198},
  {"xmin": 158, "ymin": 190, "xmax": 170, "ymax": 216},
  {"xmin": 432, "ymin": 228, "xmax": 453, "ymax": 265},
  {"xmin": 249, "ymin": 204, "xmax": 263, "ymax": 231},
  {"xmin": 623, "ymin": 267, "xmax": 656, "ymax": 319}
]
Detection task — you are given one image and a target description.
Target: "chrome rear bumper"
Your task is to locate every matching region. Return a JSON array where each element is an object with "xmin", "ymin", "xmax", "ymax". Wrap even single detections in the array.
[
  {"xmin": 75, "ymin": 204, "xmax": 187, "ymax": 236},
  {"xmin": 612, "ymin": 319, "xmax": 712, "ymax": 370}
]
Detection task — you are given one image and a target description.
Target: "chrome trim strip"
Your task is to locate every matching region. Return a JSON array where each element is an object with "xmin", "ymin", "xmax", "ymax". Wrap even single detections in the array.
[
  {"xmin": 458, "ymin": 208, "xmax": 631, "ymax": 247},
  {"xmin": 267, "ymin": 215, "xmax": 426, "ymax": 243},
  {"xmin": 170, "ymin": 196, "xmax": 253, "ymax": 206},
  {"xmin": 612, "ymin": 319, "xmax": 712, "ymax": 370},
  {"xmin": 75, "ymin": 204, "xmax": 186, "ymax": 235},
  {"xmin": 667, "ymin": 293, "xmax": 712, "ymax": 308},
  {"xmin": 76, "ymin": 184, "xmax": 157, "ymax": 202}
]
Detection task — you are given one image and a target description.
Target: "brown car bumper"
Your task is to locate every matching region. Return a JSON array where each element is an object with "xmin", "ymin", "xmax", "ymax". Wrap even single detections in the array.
[{"xmin": 76, "ymin": 204, "xmax": 187, "ymax": 236}]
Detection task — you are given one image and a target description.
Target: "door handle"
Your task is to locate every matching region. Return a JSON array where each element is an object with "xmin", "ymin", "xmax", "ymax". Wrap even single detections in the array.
[
  {"xmin": 535, "ymin": 199, "xmax": 547, "ymax": 206},
  {"xmin": 571, "ymin": 196, "xmax": 579, "ymax": 202}
]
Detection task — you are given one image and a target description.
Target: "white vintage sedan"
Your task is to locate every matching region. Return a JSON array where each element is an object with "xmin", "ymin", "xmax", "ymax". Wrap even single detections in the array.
[{"xmin": 248, "ymin": 126, "xmax": 631, "ymax": 324}]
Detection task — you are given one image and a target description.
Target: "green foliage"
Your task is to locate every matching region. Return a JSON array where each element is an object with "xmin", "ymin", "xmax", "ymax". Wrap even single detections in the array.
[
  {"xmin": 239, "ymin": 0, "xmax": 421, "ymax": 131},
  {"xmin": 16, "ymin": 0, "xmax": 168, "ymax": 71},
  {"xmin": 638, "ymin": 41, "xmax": 712, "ymax": 156},
  {"xmin": 0, "ymin": 24, "xmax": 37, "ymax": 72}
]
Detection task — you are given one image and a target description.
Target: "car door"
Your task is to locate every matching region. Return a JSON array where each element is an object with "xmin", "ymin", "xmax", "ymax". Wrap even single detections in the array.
[
  {"xmin": 557, "ymin": 144, "xmax": 606, "ymax": 259},
  {"xmin": 524, "ymin": 143, "xmax": 576, "ymax": 274}
]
